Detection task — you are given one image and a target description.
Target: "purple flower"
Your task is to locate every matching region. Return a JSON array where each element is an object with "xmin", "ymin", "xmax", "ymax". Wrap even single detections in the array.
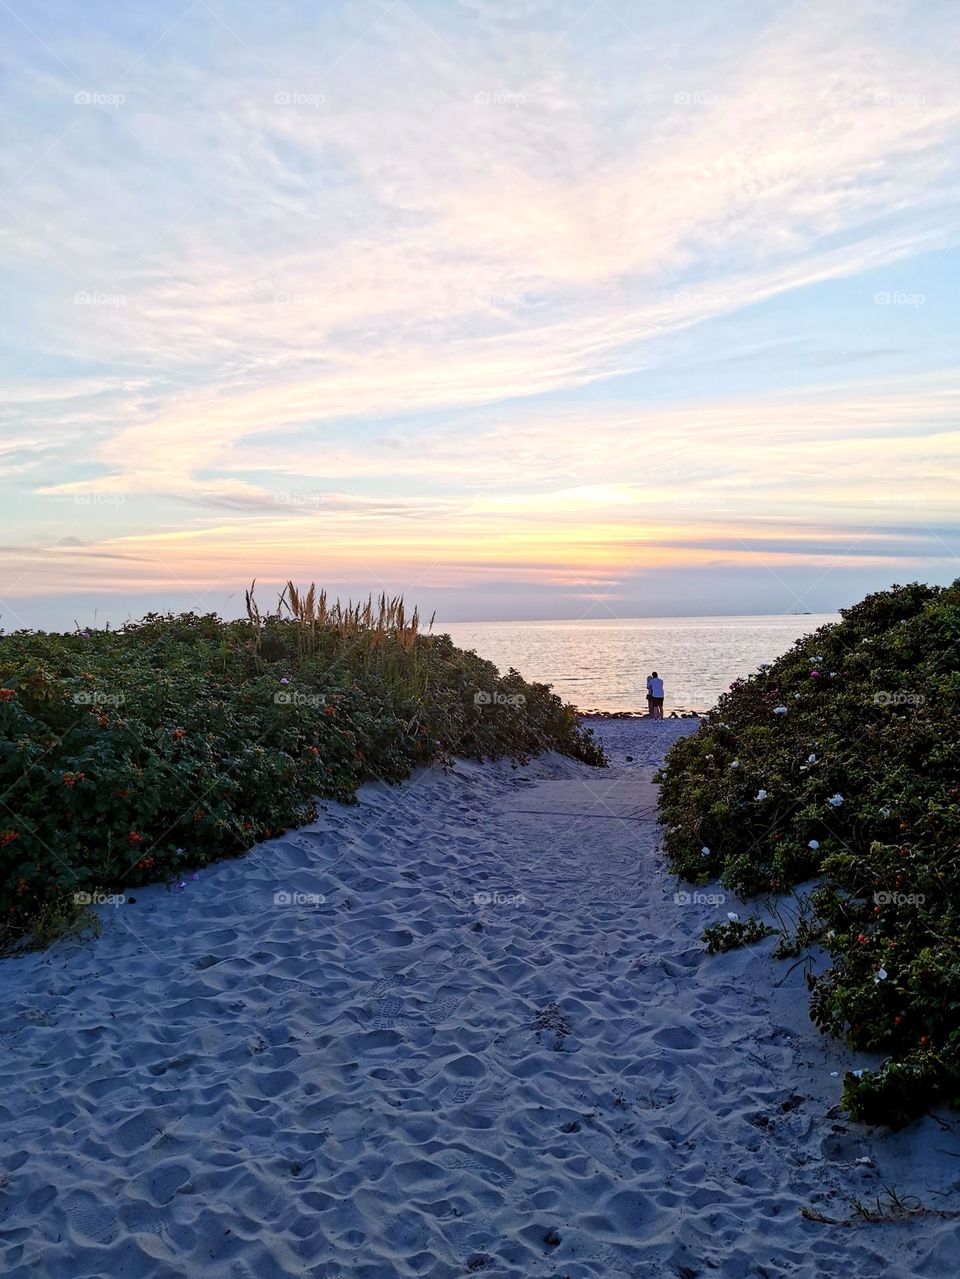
[{"xmin": 280, "ymin": 677, "xmax": 290, "ymax": 685}]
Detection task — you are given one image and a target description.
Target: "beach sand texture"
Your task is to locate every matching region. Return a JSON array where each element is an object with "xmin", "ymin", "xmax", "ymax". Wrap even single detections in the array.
[{"xmin": 1, "ymin": 718, "xmax": 957, "ymax": 1278}]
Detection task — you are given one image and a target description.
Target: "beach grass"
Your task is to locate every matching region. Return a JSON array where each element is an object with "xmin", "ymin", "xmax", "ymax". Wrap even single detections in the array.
[{"xmin": 0, "ymin": 582, "xmax": 604, "ymax": 949}]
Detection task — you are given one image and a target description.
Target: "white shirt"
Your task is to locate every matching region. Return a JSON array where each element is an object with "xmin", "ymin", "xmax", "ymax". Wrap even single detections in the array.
[{"xmin": 647, "ymin": 676, "xmax": 664, "ymax": 698}]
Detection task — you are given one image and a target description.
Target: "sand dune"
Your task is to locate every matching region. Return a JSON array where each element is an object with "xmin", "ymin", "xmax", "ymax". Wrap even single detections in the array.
[{"xmin": 1, "ymin": 718, "xmax": 957, "ymax": 1277}]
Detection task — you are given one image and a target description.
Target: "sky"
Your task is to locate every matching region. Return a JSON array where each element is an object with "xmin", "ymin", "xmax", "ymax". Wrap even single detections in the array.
[{"xmin": 2, "ymin": 0, "xmax": 959, "ymax": 629}]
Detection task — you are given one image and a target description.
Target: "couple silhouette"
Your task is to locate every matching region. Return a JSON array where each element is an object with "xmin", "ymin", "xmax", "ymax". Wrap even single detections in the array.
[{"xmin": 646, "ymin": 671, "xmax": 664, "ymax": 719}]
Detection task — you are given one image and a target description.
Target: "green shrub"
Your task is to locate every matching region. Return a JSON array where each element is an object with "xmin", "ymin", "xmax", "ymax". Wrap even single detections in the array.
[
  {"xmin": 1, "ymin": 602, "xmax": 604, "ymax": 946},
  {"xmin": 701, "ymin": 916, "xmax": 775, "ymax": 953},
  {"xmin": 658, "ymin": 580, "xmax": 960, "ymax": 1124}
]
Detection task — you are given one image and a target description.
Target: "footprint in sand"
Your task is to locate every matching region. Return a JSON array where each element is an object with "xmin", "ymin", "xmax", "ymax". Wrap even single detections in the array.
[
  {"xmin": 148, "ymin": 1161, "xmax": 192, "ymax": 1205},
  {"xmin": 370, "ymin": 973, "xmax": 405, "ymax": 997},
  {"xmin": 578, "ymin": 1131, "xmax": 624, "ymax": 1174},
  {"xmin": 423, "ymin": 990, "xmax": 465, "ymax": 1024},
  {"xmin": 436, "ymin": 1148, "xmax": 516, "ymax": 1187},
  {"xmin": 63, "ymin": 1191, "xmax": 119, "ymax": 1244},
  {"xmin": 370, "ymin": 995, "xmax": 404, "ymax": 1029},
  {"xmin": 444, "ymin": 1216, "xmax": 496, "ymax": 1252}
]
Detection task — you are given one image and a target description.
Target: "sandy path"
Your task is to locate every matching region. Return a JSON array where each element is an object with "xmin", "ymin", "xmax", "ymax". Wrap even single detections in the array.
[{"xmin": 1, "ymin": 719, "xmax": 957, "ymax": 1278}]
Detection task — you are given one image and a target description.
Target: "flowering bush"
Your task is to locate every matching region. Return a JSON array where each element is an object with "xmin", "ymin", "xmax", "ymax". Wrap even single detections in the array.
[
  {"xmin": 658, "ymin": 580, "xmax": 960, "ymax": 1125},
  {"xmin": 0, "ymin": 610, "xmax": 604, "ymax": 945}
]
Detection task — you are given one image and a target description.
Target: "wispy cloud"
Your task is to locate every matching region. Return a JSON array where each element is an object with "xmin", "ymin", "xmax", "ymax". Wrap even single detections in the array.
[{"xmin": 2, "ymin": 0, "xmax": 959, "ymax": 618}]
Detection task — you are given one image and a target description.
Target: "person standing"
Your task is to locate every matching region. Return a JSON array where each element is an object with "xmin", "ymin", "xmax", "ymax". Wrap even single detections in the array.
[{"xmin": 646, "ymin": 670, "xmax": 664, "ymax": 719}]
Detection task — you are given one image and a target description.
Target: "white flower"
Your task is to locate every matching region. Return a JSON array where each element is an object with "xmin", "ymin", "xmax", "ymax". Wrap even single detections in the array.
[
  {"xmin": 826, "ymin": 929, "xmax": 836, "ymax": 940},
  {"xmin": 874, "ymin": 968, "xmax": 888, "ymax": 983},
  {"xmin": 773, "ymin": 705, "xmax": 788, "ymax": 715},
  {"xmin": 701, "ymin": 846, "xmax": 711, "ymax": 856},
  {"xmin": 827, "ymin": 794, "xmax": 844, "ymax": 807},
  {"xmin": 730, "ymin": 760, "xmax": 740, "ymax": 769},
  {"xmin": 727, "ymin": 912, "xmax": 739, "ymax": 921},
  {"xmin": 756, "ymin": 789, "xmax": 768, "ymax": 800},
  {"xmin": 879, "ymin": 806, "xmax": 891, "ymax": 818},
  {"xmin": 829, "ymin": 672, "xmax": 837, "ymax": 678},
  {"xmin": 794, "ymin": 693, "xmax": 801, "ymax": 699},
  {"xmin": 852, "ymin": 1068, "xmax": 864, "ymax": 1078},
  {"xmin": 808, "ymin": 753, "xmax": 817, "ymax": 763},
  {"xmin": 808, "ymin": 839, "xmax": 819, "ymax": 850}
]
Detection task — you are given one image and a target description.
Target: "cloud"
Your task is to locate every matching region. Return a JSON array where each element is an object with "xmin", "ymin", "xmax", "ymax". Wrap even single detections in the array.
[{"xmin": 2, "ymin": 0, "xmax": 960, "ymax": 616}]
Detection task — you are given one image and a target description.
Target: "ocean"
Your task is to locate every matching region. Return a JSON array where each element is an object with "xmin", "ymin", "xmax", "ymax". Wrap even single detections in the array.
[{"xmin": 439, "ymin": 614, "xmax": 841, "ymax": 713}]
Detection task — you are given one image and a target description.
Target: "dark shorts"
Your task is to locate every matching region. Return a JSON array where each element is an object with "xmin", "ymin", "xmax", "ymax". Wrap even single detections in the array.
[{"xmin": 649, "ymin": 697, "xmax": 663, "ymax": 709}]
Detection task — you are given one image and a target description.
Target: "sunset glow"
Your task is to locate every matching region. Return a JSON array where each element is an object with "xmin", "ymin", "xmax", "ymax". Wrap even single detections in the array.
[{"xmin": 2, "ymin": 0, "xmax": 959, "ymax": 626}]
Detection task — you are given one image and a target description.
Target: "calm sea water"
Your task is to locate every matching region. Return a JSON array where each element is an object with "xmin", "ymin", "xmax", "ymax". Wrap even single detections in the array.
[{"xmin": 440, "ymin": 614, "xmax": 840, "ymax": 713}]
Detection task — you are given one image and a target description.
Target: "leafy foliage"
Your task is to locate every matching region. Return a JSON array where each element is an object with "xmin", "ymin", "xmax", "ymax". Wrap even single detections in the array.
[
  {"xmin": 701, "ymin": 916, "xmax": 775, "ymax": 953},
  {"xmin": 658, "ymin": 580, "xmax": 960, "ymax": 1125},
  {"xmin": 1, "ymin": 599, "xmax": 604, "ymax": 946}
]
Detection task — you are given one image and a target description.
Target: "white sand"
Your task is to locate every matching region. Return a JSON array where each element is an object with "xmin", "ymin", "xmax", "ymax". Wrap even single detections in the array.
[{"xmin": 1, "ymin": 717, "xmax": 958, "ymax": 1278}]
